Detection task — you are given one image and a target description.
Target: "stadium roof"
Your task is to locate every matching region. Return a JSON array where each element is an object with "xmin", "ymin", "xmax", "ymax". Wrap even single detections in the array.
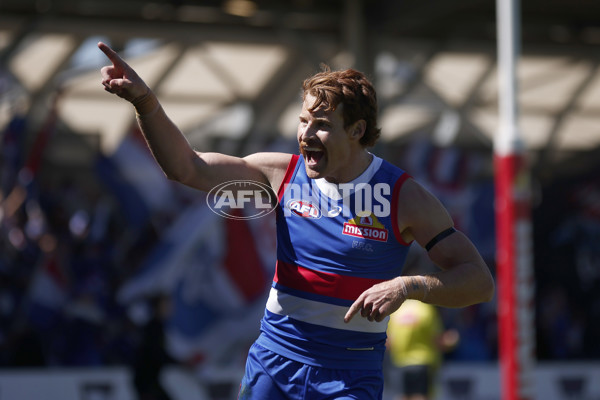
[{"xmin": 1, "ymin": 0, "xmax": 600, "ymax": 181}]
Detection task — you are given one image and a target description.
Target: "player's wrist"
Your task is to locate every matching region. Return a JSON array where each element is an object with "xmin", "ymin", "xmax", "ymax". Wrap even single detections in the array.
[
  {"xmin": 133, "ymin": 87, "xmax": 159, "ymax": 116},
  {"xmin": 403, "ymin": 276, "xmax": 429, "ymax": 302}
]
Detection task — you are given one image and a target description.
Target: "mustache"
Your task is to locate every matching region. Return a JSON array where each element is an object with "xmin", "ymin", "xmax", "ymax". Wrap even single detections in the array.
[{"xmin": 299, "ymin": 139, "xmax": 322, "ymax": 149}]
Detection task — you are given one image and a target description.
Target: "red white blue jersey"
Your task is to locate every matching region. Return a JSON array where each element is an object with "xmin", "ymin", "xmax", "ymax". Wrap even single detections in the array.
[{"xmin": 255, "ymin": 154, "xmax": 412, "ymax": 370}]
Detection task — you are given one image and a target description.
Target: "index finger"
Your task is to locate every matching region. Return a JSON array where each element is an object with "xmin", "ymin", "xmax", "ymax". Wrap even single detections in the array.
[
  {"xmin": 344, "ymin": 298, "xmax": 363, "ymax": 323},
  {"xmin": 97, "ymin": 42, "xmax": 126, "ymax": 66}
]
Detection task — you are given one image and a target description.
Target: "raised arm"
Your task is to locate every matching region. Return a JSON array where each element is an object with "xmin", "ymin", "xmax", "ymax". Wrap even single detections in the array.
[
  {"xmin": 98, "ymin": 42, "xmax": 291, "ymax": 192},
  {"xmin": 345, "ymin": 178, "xmax": 494, "ymax": 323}
]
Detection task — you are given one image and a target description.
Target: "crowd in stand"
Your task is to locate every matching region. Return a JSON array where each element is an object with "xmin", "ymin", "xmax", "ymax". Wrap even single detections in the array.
[{"xmin": 0, "ymin": 162, "xmax": 165, "ymax": 367}]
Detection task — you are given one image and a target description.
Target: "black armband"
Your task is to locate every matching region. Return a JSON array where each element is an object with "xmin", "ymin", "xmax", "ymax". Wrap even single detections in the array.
[{"xmin": 425, "ymin": 227, "xmax": 457, "ymax": 251}]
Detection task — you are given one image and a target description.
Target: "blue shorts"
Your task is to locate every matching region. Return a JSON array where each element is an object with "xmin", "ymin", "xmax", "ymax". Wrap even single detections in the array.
[{"xmin": 238, "ymin": 343, "xmax": 384, "ymax": 400}]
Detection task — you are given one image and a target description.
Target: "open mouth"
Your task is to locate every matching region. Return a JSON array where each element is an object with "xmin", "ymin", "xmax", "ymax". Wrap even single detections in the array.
[{"xmin": 303, "ymin": 147, "xmax": 324, "ymax": 165}]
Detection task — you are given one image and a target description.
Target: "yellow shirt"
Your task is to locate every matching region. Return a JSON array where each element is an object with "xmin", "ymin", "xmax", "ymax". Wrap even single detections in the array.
[{"xmin": 387, "ymin": 300, "xmax": 443, "ymax": 368}]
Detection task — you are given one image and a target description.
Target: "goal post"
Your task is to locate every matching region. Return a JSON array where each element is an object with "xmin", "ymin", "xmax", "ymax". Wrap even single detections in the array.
[{"xmin": 495, "ymin": 0, "xmax": 536, "ymax": 399}]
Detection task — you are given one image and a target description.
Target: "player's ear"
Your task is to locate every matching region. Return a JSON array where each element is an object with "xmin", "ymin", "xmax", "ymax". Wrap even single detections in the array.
[{"xmin": 349, "ymin": 119, "xmax": 366, "ymax": 141}]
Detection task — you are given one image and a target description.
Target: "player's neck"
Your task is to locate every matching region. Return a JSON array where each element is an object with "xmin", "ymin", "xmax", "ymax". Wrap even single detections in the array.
[{"xmin": 324, "ymin": 150, "xmax": 373, "ymax": 184}]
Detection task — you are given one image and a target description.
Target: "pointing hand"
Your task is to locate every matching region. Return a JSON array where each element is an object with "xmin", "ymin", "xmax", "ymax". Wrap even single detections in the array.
[{"xmin": 98, "ymin": 42, "xmax": 149, "ymax": 102}]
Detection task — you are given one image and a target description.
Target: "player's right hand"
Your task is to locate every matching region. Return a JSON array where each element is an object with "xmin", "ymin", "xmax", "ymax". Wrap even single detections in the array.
[{"xmin": 98, "ymin": 42, "xmax": 149, "ymax": 103}]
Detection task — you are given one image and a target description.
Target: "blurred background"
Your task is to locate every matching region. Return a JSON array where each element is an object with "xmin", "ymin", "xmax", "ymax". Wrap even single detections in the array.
[{"xmin": 0, "ymin": 0, "xmax": 599, "ymax": 399}]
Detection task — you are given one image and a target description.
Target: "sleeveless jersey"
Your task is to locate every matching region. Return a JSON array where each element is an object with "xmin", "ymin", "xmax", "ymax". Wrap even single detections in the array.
[{"xmin": 255, "ymin": 154, "xmax": 412, "ymax": 370}]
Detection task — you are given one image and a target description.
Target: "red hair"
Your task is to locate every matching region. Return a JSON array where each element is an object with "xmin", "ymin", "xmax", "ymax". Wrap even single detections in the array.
[{"xmin": 302, "ymin": 65, "xmax": 381, "ymax": 147}]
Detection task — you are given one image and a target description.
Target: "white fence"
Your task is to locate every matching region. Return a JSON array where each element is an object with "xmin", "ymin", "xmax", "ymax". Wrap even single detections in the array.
[
  {"xmin": 435, "ymin": 362, "xmax": 600, "ymax": 400},
  {"xmin": 0, "ymin": 362, "xmax": 599, "ymax": 400}
]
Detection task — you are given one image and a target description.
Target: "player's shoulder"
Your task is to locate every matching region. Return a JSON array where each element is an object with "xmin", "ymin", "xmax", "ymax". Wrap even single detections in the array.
[{"xmin": 244, "ymin": 152, "xmax": 297, "ymax": 192}]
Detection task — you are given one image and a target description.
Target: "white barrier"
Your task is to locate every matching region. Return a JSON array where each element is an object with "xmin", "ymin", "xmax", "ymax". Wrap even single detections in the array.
[
  {"xmin": 435, "ymin": 362, "xmax": 600, "ymax": 400},
  {"xmin": 0, "ymin": 367, "xmax": 136, "ymax": 400},
  {"xmin": 1, "ymin": 363, "xmax": 599, "ymax": 400}
]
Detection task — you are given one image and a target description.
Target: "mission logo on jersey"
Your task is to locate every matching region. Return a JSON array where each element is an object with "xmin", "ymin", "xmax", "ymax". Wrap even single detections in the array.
[{"xmin": 342, "ymin": 213, "xmax": 388, "ymax": 242}]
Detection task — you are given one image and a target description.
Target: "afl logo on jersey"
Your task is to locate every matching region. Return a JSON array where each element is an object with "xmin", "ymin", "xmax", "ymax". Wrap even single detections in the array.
[{"xmin": 286, "ymin": 200, "xmax": 322, "ymax": 219}]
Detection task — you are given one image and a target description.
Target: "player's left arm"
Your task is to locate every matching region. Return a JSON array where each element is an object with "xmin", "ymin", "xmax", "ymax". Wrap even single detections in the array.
[
  {"xmin": 344, "ymin": 178, "xmax": 494, "ymax": 323},
  {"xmin": 395, "ymin": 178, "xmax": 495, "ymax": 307}
]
